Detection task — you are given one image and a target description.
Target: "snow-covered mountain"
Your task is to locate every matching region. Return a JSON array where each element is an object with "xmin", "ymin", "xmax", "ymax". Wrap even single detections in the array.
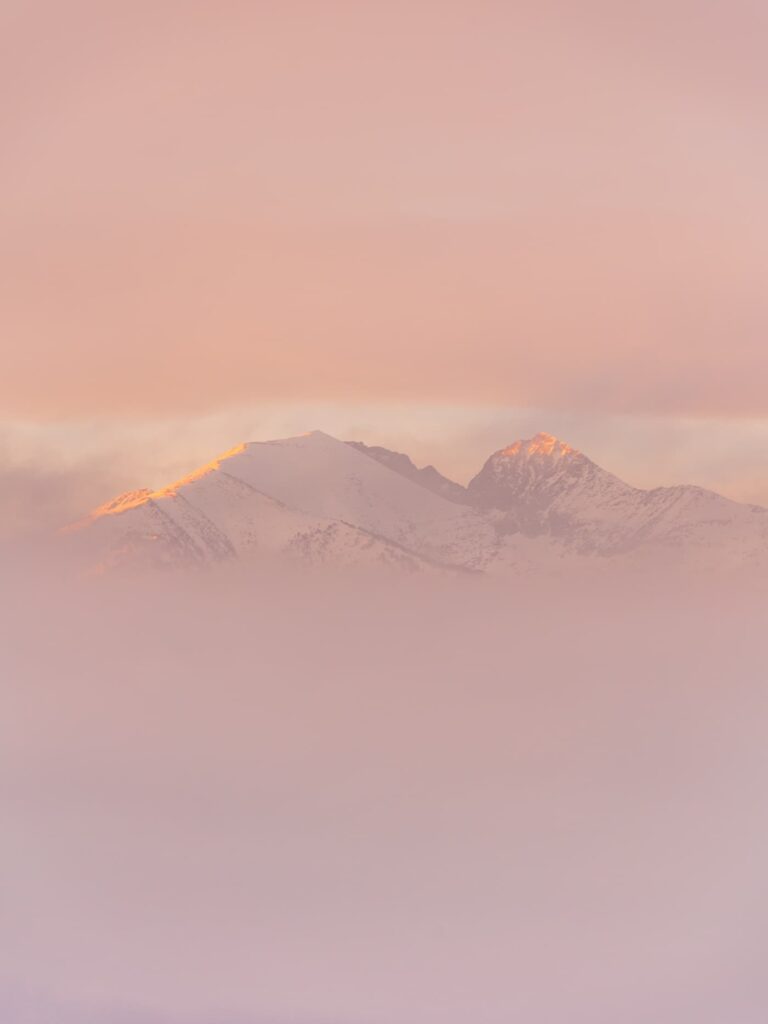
[
  {"xmin": 64, "ymin": 432, "xmax": 495, "ymax": 576},
  {"xmin": 467, "ymin": 432, "xmax": 768, "ymax": 566},
  {"xmin": 66, "ymin": 473, "xmax": 441, "ymax": 576},
  {"xmin": 64, "ymin": 429, "xmax": 768, "ymax": 576}
]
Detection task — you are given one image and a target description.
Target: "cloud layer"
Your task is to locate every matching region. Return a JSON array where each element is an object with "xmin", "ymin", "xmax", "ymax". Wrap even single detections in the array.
[{"xmin": 3, "ymin": 568, "xmax": 768, "ymax": 1022}]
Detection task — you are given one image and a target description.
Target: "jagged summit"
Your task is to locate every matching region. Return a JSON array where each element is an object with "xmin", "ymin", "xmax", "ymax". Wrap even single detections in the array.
[
  {"xmin": 464, "ymin": 431, "xmax": 768, "ymax": 560},
  {"xmin": 499, "ymin": 433, "xmax": 576, "ymax": 459},
  {"xmin": 466, "ymin": 431, "xmax": 621, "ymax": 513}
]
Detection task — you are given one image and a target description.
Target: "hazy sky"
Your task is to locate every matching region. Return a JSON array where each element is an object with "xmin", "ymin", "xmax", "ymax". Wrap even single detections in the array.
[{"xmin": 3, "ymin": 0, "xmax": 768, "ymax": 506}]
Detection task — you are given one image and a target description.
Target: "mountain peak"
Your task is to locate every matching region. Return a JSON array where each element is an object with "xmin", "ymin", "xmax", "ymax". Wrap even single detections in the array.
[
  {"xmin": 467, "ymin": 432, "xmax": 630, "ymax": 522},
  {"xmin": 255, "ymin": 429, "xmax": 342, "ymax": 448},
  {"xmin": 298, "ymin": 429, "xmax": 337, "ymax": 441},
  {"xmin": 499, "ymin": 433, "xmax": 577, "ymax": 460}
]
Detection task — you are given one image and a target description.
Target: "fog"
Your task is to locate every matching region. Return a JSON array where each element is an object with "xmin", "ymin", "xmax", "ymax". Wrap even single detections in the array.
[{"xmin": 2, "ymin": 562, "xmax": 768, "ymax": 1023}]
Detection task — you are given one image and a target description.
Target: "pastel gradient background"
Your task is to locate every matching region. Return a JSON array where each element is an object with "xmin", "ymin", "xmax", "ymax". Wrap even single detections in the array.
[{"xmin": 4, "ymin": 6, "xmax": 768, "ymax": 1023}]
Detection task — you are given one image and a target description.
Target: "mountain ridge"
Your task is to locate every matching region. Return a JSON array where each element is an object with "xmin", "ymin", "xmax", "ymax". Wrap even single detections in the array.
[
  {"xmin": 63, "ymin": 429, "xmax": 768, "ymax": 576},
  {"xmin": 346, "ymin": 440, "xmax": 468, "ymax": 504},
  {"xmin": 465, "ymin": 431, "xmax": 768, "ymax": 560}
]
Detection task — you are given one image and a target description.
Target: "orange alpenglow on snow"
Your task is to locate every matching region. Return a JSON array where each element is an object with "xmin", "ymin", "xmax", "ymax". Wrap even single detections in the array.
[
  {"xmin": 62, "ymin": 444, "xmax": 251, "ymax": 532},
  {"xmin": 153, "ymin": 444, "xmax": 250, "ymax": 498},
  {"xmin": 500, "ymin": 434, "xmax": 575, "ymax": 458}
]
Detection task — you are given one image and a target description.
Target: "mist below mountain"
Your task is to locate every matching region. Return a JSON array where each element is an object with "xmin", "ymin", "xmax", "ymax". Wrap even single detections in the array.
[{"xmin": 3, "ymin": 563, "xmax": 768, "ymax": 1024}]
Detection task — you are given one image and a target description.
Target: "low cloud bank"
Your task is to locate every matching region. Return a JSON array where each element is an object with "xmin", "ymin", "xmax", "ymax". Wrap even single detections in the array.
[
  {"xmin": 3, "ymin": 567, "xmax": 768, "ymax": 1023},
  {"xmin": 0, "ymin": 459, "xmax": 128, "ymax": 543}
]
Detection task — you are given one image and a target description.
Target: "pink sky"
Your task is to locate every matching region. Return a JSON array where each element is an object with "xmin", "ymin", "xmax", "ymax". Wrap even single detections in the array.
[{"xmin": 3, "ymin": 0, "xmax": 768, "ymax": 501}]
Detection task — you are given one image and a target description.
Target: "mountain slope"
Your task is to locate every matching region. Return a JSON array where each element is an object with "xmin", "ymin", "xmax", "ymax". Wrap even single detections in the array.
[
  {"xmin": 65, "ymin": 433, "xmax": 495, "ymax": 575},
  {"xmin": 176, "ymin": 431, "xmax": 495, "ymax": 568},
  {"xmin": 346, "ymin": 441, "xmax": 468, "ymax": 504}
]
